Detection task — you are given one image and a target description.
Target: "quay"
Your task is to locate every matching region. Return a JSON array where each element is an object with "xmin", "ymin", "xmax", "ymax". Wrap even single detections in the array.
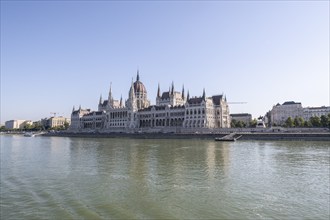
[{"xmin": 43, "ymin": 130, "xmax": 330, "ymax": 141}]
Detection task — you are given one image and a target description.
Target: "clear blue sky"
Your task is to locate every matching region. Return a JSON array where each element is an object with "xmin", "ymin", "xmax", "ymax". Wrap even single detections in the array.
[{"xmin": 1, "ymin": 1, "xmax": 329, "ymax": 123}]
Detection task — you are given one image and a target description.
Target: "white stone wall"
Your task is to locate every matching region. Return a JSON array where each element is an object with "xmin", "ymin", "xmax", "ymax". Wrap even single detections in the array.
[
  {"xmin": 107, "ymin": 108, "xmax": 129, "ymax": 128},
  {"xmin": 49, "ymin": 117, "xmax": 70, "ymax": 128},
  {"xmin": 184, "ymin": 103, "xmax": 206, "ymax": 128},
  {"xmin": 5, "ymin": 120, "xmax": 26, "ymax": 129},
  {"xmin": 303, "ymin": 106, "xmax": 330, "ymax": 121},
  {"xmin": 271, "ymin": 103, "xmax": 303, "ymax": 125}
]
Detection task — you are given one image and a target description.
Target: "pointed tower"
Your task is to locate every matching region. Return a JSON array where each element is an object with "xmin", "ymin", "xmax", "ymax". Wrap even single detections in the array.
[
  {"xmin": 99, "ymin": 94, "xmax": 103, "ymax": 105},
  {"xmin": 157, "ymin": 83, "xmax": 161, "ymax": 98},
  {"xmin": 127, "ymin": 78, "xmax": 138, "ymax": 128},
  {"xmin": 136, "ymin": 69, "xmax": 140, "ymax": 81},
  {"xmin": 127, "ymin": 78, "xmax": 137, "ymax": 110},
  {"xmin": 120, "ymin": 95, "xmax": 123, "ymax": 107},
  {"xmin": 187, "ymin": 90, "xmax": 190, "ymax": 102},
  {"xmin": 129, "ymin": 79, "xmax": 135, "ymax": 99},
  {"xmin": 156, "ymin": 83, "xmax": 161, "ymax": 106},
  {"xmin": 108, "ymin": 83, "xmax": 113, "ymax": 108},
  {"xmin": 181, "ymin": 85, "xmax": 185, "ymax": 100},
  {"xmin": 171, "ymin": 81, "xmax": 174, "ymax": 95},
  {"xmin": 202, "ymin": 88, "xmax": 206, "ymax": 101}
]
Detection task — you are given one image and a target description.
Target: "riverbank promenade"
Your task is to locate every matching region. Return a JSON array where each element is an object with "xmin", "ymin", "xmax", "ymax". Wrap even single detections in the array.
[{"xmin": 43, "ymin": 127, "xmax": 330, "ymax": 141}]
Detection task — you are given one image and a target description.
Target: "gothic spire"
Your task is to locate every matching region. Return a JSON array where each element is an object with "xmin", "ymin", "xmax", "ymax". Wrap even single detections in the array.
[
  {"xmin": 128, "ymin": 78, "xmax": 137, "ymax": 110},
  {"xmin": 187, "ymin": 90, "xmax": 190, "ymax": 101},
  {"xmin": 99, "ymin": 94, "xmax": 102, "ymax": 105},
  {"xmin": 181, "ymin": 84, "xmax": 185, "ymax": 100},
  {"xmin": 136, "ymin": 69, "xmax": 140, "ymax": 81},
  {"xmin": 108, "ymin": 82, "xmax": 113, "ymax": 102},
  {"xmin": 202, "ymin": 88, "xmax": 206, "ymax": 100},
  {"xmin": 171, "ymin": 81, "xmax": 174, "ymax": 95},
  {"xmin": 157, "ymin": 83, "xmax": 161, "ymax": 98},
  {"xmin": 120, "ymin": 94, "xmax": 123, "ymax": 107},
  {"xmin": 129, "ymin": 78, "xmax": 135, "ymax": 99}
]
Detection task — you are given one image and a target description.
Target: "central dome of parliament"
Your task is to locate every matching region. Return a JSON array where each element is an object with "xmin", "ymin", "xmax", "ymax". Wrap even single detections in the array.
[{"xmin": 132, "ymin": 71, "xmax": 147, "ymax": 94}]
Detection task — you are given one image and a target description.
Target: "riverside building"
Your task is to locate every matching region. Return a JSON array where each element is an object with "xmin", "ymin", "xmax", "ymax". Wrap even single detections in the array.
[
  {"xmin": 303, "ymin": 106, "xmax": 330, "ymax": 121},
  {"xmin": 70, "ymin": 71, "xmax": 231, "ymax": 132},
  {"xmin": 5, "ymin": 120, "xmax": 32, "ymax": 129},
  {"xmin": 270, "ymin": 101, "xmax": 303, "ymax": 125},
  {"xmin": 270, "ymin": 101, "xmax": 330, "ymax": 125},
  {"xmin": 230, "ymin": 113, "xmax": 252, "ymax": 126}
]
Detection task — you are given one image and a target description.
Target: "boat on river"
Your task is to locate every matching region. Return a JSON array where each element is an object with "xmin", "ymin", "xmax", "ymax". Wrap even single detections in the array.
[
  {"xmin": 215, "ymin": 133, "xmax": 242, "ymax": 141},
  {"xmin": 24, "ymin": 132, "xmax": 35, "ymax": 137}
]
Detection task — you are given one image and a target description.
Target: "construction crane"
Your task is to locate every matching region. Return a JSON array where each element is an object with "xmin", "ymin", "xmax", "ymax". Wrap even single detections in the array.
[
  {"xmin": 227, "ymin": 102, "xmax": 247, "ymax": 104},
  {"xmin": 50, "ymin": 112, "xmax": 59, "ymax": 117}
]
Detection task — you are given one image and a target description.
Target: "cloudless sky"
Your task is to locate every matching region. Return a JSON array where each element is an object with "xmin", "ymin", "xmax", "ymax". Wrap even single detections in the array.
[{"xmin": 1, "ymin": 1, "xmax": 329, "ymax": 123}]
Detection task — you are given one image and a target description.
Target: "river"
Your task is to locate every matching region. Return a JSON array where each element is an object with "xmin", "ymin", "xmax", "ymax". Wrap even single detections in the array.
[{"xmin": 1, "ymin": 135, "xmax": 329, "ymax": 219}]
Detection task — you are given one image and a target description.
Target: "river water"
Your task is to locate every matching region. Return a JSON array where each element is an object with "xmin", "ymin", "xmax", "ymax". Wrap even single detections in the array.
[{"xmin": 1, "ymin": 135, "xmax": 329, "ymax": 219}]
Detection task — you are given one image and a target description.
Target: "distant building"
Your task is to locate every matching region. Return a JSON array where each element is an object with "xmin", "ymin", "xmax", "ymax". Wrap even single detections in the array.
[
  {"xmin": 270, "ymin": 101, "xmax": 303, "ymax": 125},
  {"xmin": 270, "ymin": 101, "xmax": 330, "ymax": 125},
  {"xmin": 48, "ymin": 117, "xmax": 71, "ymax": 128},
  {"xmin": 40, "ymin": 117, "xmax": 71, "ymax": 128},
  {"xmin": 230, "ymin": 113, "xmax": 252, "ymax": 126},
  {"xmin": 5, "ymin": 120, "xmax": 32, "ymax": 129},
  {"xmin": 70, "ymin": 71, "xmax": 231, "ymax": 132},
  {"xmin": 303, "ymin": 106, "xmax": 330, "ymax": 121}
]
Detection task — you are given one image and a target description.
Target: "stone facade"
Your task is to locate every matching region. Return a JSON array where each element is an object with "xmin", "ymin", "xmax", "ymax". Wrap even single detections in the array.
[
  {"xmin": 270, "ymin": 101, "xmax": 303, "ymax": 125},
  {"xmin": 69, "ymin": 71, "xmax": 231, "ymax": 132},
  {"xmin": 48, "ymin": 117, "xmax": 71, "ymax": 128},
  {"xmin": 5, "ymin": 120, "xmax": 31, "ymax": 129},
  {"xmin": 270, "ymin": 101, "xmax": 330, "ymax": 125},
  {"xmin": 230, "ymin": 113, "xmax": 252, "ymax": 126},
  {"xmin": 303, "ymin": 106, "xmax": 330, "ymax": 121}
]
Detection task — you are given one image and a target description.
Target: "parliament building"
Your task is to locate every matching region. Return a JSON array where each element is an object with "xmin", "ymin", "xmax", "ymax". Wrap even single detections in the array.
[{"xmin": 70, "ymin": 71, "xmax": 231, "ymax": 132}]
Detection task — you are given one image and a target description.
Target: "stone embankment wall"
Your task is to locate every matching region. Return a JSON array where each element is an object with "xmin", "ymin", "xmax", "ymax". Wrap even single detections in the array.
[{"xmin": 45, "ymin": 130, "xmax": 330, "ymax": 141}]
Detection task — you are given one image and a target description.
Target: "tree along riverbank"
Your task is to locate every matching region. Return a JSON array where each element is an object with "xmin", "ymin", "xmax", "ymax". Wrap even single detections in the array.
[{"xmin": 43, "ymin": 131, "xmax": 330, "ymax": 141}]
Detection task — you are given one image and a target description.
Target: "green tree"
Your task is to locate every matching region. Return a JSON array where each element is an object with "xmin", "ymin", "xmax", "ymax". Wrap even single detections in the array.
[
  {"xmin": 320, "ymin": 115, "xmax": 329, "ymax": 127},
  {"xmin": 231, "ymin": 119, "xmax": 246, "ymax": 128},
  {"xmin": 265, "ymin": 111, "xmax": 272, "ymax": 127},
  {"xmin": 309, "ymin": 116, "xmax": 321, "ymax": 127},
  {"xmin": 250, "ymin": 119, "xmax": 257, "ymax": 128},
  {"xmin": 303, "ymin": 120, "xmax": 311, "ymax": 127},
  {"xmin": 23, "ymin": 124, "xmax": 34, "ymax": 131},
  {"xmin": 293, "ymin": 116, "xmax": 304, "ymax": 127},
  {"xmin": 298, "ymin": 117, "xmax": 305, "ymax": 127},
  {"xmin": 231, "ymin": 119, "xmax": 237, "ymax": 128},
  {"xmin": 64, "ymin": 121, "xmax": 70, "ymax": 130},
  {"xmin": 33, "ymin": 123, "xmax": 43, "ymax": 131},
  {"xmin": 236, "ymin": 121, "xmax": 246, "ymax": 128},
  {"xmin": 285, "ymin": 117, "xmax": 294, "ymax": 127}
]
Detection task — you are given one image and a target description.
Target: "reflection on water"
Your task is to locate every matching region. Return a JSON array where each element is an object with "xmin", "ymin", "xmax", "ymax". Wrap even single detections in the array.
[{"xmin": 1, "ymin": 135, "xmax": 329, "ymax": 219}]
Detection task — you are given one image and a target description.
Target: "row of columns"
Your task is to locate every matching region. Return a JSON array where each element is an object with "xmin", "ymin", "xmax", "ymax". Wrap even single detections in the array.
[{"xmin": 139, "ymin": 118, "xmax": 184, "ymax": 128}]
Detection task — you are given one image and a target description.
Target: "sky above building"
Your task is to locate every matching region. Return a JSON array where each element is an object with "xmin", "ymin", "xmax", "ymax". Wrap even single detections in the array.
[{"xmin": 1, "ymin": 1, "xmax": 329, "ymax": 123}]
